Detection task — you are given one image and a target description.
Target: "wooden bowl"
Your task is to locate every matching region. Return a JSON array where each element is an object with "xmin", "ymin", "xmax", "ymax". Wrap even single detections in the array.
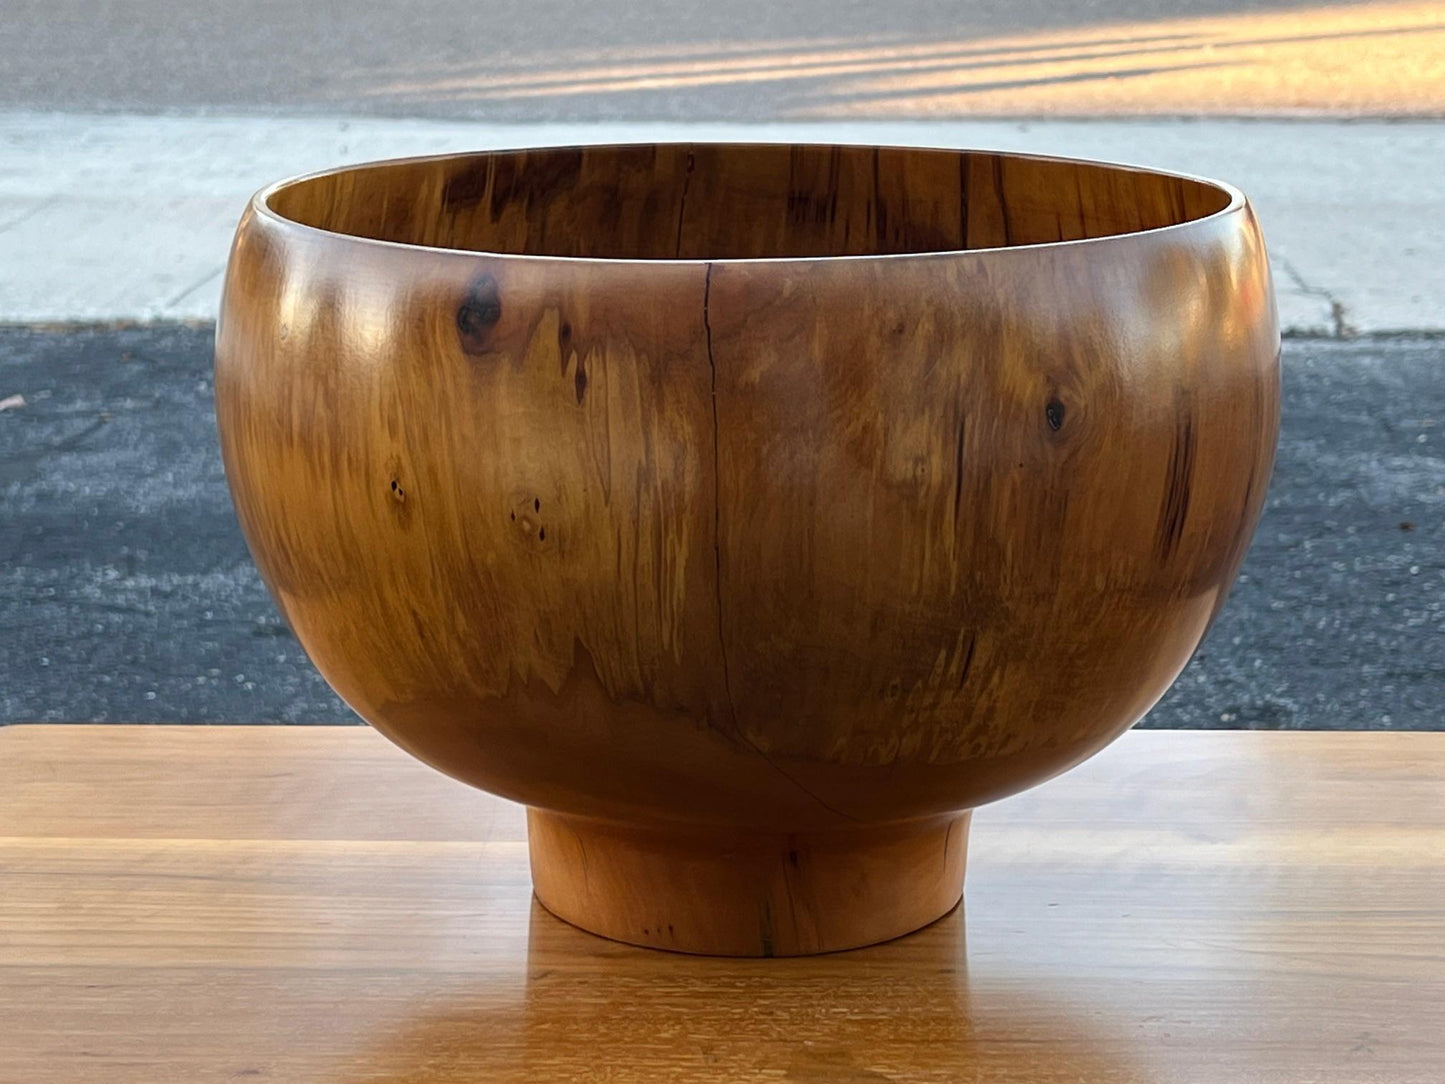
[{"xmin": 215, "ymin": 143, "xmax": 1279, "ymax": 956}]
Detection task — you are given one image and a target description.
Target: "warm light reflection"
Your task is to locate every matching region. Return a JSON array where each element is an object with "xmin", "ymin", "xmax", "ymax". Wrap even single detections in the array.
[
  {"xmin": 273, "ymin": 269, "xmax": 323, "ymax": 348},
  {"xmin": 339, "ymin": 274, "xmax": 398, "ymax": 362},
  {"xmin": 341, "ymin": 0, "xmax": 1445, "ymax": 117}
]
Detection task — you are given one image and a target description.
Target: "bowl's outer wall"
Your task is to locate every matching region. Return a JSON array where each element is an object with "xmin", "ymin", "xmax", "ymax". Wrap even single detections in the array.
[{"xmin": 215, "ymin": 195, "xmax": 1280, "ymax": 830}]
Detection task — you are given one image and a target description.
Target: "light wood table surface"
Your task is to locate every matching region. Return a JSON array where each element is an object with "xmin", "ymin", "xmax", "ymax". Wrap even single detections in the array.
[{"xmin": 2, "ymin": 725, "xmax": 1442, "ymax": 1082}]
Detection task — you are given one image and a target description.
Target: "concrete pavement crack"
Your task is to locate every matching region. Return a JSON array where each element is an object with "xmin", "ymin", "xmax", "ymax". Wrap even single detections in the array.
[
  {"xmin": 1277, "ymin": 254, "xmax": 1355, "ymax": 339},
  {"xmin": 164, "ymin": 266, "xmax": 225, "ymax": 310},
  {"xmin": 0, "ymin": 197, "xmax": 57, "ymax": 236}
]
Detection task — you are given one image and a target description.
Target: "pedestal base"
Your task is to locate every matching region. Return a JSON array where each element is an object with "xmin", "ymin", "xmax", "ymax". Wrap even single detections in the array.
[{"xmin": 528, "ymin": 808, "xmax": 970, "ymax": 956}]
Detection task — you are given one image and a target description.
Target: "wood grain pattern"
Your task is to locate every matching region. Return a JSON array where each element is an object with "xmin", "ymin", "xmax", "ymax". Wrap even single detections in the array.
[
  {"xmin": 216, "ymin": 143, "xmax": 1279, "ymax": 953},
  {"xmin": 264, "ymin": 145, "xmax": 1233, "ymax": 260},
  {"xmin": 528, "ymin": 808, "xmax": 971, "ymax": 956},
  {"xmin": 2, "ymin": 726, "xmax": 1443, "ymax": 1083}
]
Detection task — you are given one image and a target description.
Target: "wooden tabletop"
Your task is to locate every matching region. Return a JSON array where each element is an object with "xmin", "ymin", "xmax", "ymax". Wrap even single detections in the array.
[{"xmin": 2, "ymin": 726, "xmax": 1442, "ymax": 1083}]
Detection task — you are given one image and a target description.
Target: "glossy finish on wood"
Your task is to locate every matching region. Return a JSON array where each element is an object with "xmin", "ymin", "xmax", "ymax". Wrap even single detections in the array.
[
  {"xmin": 2, "ymin": 726, "xmax": 1443, "ymax": 1083},
  {"xmin": 215, "ymin": 144, "xmax": 1279, "ymax": 954}
]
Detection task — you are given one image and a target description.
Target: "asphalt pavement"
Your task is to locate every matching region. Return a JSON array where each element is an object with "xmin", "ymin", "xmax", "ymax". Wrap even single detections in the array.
[
  {"xmin": 1, "ymin": 327, "xmax": 1440, "ymax": 728},
  {"xmin": 3, "ymin": 0, "xmax": 1442, "ymax": 119}
]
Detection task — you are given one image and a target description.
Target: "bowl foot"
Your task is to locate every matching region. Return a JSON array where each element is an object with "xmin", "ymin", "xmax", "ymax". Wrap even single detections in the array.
[{"xmin": 527, "ymin": 808, "xmax": 970, "ymax": 956}]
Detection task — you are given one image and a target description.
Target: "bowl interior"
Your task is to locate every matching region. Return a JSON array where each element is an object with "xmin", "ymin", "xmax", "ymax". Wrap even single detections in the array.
[{"xmin": 264, "ymin": 143, "xmax": 1233, "ymax": 261}]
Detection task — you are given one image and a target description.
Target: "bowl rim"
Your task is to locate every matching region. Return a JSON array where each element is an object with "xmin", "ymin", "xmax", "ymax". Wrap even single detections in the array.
[{"xmin": 248, "ymin": 140, "xmax": 1248, "ymax": 266}]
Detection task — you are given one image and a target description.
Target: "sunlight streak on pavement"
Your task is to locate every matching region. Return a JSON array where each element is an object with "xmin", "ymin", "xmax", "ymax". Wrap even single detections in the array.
[{"xmin": 342, "ymin": 1, "xmax": 1445, "ymax": 117}]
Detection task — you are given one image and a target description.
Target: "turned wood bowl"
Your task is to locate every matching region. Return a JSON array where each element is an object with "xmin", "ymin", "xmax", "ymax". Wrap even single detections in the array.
[{"xmin": 216, "ymin": 143, "xmax": 1280, "ymax": 956}]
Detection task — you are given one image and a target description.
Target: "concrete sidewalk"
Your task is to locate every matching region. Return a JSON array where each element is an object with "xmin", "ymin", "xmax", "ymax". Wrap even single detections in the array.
[{"xmin": 2, "ymin": 112, "xmax": 1442, "ymax": 333}]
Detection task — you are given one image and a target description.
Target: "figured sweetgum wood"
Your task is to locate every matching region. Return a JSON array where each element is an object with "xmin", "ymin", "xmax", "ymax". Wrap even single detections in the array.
[{"xmin": 216, "ymin": 143, "xmax": 1279, "ymax": 954}]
